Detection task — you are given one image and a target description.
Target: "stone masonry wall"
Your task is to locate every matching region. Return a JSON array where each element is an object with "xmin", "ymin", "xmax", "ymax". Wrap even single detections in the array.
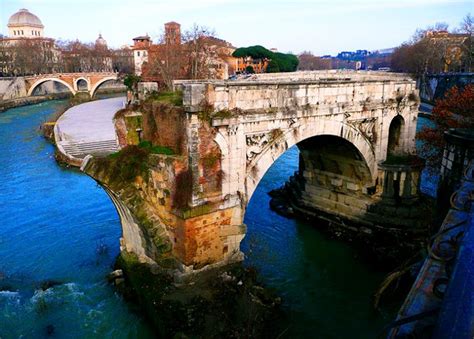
[{"xmin": 174, "ymin": 71, "xmax": 422, "ymax": 266}]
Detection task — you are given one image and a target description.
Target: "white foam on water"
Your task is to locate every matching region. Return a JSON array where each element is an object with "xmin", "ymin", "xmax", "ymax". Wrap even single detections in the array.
[{"xmin": 0, "ymin": 290, "xmax": 20, "ymax": 298}]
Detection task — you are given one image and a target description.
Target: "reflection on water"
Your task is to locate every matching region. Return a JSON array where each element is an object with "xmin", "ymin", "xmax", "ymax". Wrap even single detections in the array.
[{"xmin": 243, "ymin": 147, "xmax": 396, "ymax": 338}]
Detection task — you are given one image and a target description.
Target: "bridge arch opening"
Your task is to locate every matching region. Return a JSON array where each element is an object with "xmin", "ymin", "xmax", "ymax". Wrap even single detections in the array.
[
  {"xmin": 76, "ymin": 78, "xmax": 89, "ymax": 92},
  {"xmin": 28, "ymin": 78, "xmax": 76, "ymax": 97},
  {"xmin": 387, "ymin": 115, "xmax": 405, "ymax": 157},
  {"xmin": 90, "ymin": 77, "xmax": 122, "ymax": 98},
  {"xmin": 243, "ymin": 134, "xmax": 374, "ymax": 211},
  {"xmin": 241, "ymin": 122, "xmax": 377, "ymax": 203},
  {"xmin": 30, "ymin": 80, "xmax": 72, "ymax": 96},
  {"xmin": 240, "ymin": 136, "xmax": 384, "ymax": 337}
]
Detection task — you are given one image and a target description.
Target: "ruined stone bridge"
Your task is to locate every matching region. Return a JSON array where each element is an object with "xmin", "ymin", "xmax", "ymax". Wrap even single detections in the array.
[
  {"xmin": 25, "ymin": 72, "xmax": 119, "ymax": 97},
  {"xmin": 84, "ymin": 71, "xmax": 428, "ymax": 274}
]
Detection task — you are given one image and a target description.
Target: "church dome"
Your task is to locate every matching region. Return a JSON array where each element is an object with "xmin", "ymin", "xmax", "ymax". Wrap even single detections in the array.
[
  {"xmin": 95, "ymin": 34, "xmax": 107, "ymax": 47},
  {"xmin": 8, "ymin": 9, "xmax": 44, "ymax": 28}
]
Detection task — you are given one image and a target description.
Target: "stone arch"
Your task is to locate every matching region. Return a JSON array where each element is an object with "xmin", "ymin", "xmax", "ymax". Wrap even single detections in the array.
[
  {"xmin": 27, "ymin": 78, "xmax": 76, "ymax": 96},
  {"xmin": 245, "ymin": 119, "xmax": 376, "ymax": 199},
  {"xmin": 74, "ymin": 77, "xmax": 90, "ymax": 92},
  {"xmin": 90, "ymin": 76, "xmax": 118, "ymax": 97},
  {"xmin": 387, "ymin": 115, "xmax": 405, "ymax": 157}
]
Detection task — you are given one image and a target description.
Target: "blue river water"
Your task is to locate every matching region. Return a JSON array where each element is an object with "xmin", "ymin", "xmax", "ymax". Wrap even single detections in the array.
[{"xmin": 0, "ymin": 99, "xmax": 434, "ymax": 338}]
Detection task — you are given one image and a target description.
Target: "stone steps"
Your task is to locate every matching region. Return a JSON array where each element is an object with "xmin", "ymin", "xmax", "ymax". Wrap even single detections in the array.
[{"xmin": 60, "ymin": 139, "xmax": 118, "ymax": 158}]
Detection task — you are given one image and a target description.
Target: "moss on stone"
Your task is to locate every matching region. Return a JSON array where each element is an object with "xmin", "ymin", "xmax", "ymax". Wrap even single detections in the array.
[
  {"xmin": 124, "ymin": 115, "xmax": 143, "ymax": 145},
  {"xmin": 145, "ymin": 90, "xmax": 183, "ymax": 106}
]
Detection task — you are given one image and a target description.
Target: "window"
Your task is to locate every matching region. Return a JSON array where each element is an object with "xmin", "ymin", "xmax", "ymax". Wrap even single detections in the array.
[
  {"xmin": 137, "ymin": 51, "xmax": 140, "ymax": 57},
  {"xmin": 32, "ymin": 30, "xmax": 34, "ymax": 35}
]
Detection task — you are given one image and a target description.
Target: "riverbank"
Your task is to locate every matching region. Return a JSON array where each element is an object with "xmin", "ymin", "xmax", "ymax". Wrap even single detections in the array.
[
  {"xmin": 52, "ymin": 96, "xmax": 123, "ymax": 167},
  {"xmin": 0, "ymin": 93, "xmax": 71, "ymax": 112},
  {"xmin": 113, "ymin": 251, "xmax": 285, "ymax": 338}
]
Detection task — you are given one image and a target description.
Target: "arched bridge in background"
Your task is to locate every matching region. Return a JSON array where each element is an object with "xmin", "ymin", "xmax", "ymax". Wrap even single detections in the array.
[{"xmin": 24, "ymin": 72, "xmax": 119, "ymax": 97}]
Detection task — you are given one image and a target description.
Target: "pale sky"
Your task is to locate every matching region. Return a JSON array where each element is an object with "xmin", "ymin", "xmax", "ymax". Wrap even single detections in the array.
[{"xmin": 0, "ymin": 0, "xmax": 471, "ymax": 55}]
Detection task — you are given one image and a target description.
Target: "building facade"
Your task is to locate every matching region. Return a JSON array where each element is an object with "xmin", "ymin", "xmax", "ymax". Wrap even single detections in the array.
[
  {"xmin": 0, "ymin": 8, "xmax": 61, "ymax": 75},
  {"xmin": 132, "ymin": 22, "xmax": 238, "ymax": 82},
  {"xmin": 1, "ymin": 8, "xmax": 131, "ymax": 76},
  {"xmin": 7, "ymin": 8, "xmax": 44, "ymax": 38}
]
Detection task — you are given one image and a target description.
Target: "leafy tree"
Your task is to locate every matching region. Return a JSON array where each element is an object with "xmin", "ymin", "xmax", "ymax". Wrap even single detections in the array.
[
  {"xmin": 245, "ymin": 65, "xmax": 255, "ymax": 74},
  {"xmin": 266, "ymin": 60, "xmax": 280, "ymax": 73},
  {"xmin": 232, "ymin": 45, "xmax": 273, "ymax": 59},
  {"xmin": 124, "ymin": 74, "xmax": 141, "ymax": 91},
  {"xmin": 417, "ymin": 84, "xmax": 474, "ymax": 168},
  {"xmin": 232, "ymin": 45, "xmax": 298, "ymax": 73},
  {"xmin": 272, "ymin": 52, "xmax": 299, "ymax": 72}
]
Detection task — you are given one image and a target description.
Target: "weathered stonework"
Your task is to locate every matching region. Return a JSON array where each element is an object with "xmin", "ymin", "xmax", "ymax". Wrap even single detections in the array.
[{"xmin": 89, "ymin": 71, "xmax": 430, "ymax": 272}]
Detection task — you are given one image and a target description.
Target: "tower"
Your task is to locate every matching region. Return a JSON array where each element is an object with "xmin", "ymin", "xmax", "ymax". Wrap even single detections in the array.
[{"xmin": 164, "ymin": 22, "xmax": 181, "ymax": 45}]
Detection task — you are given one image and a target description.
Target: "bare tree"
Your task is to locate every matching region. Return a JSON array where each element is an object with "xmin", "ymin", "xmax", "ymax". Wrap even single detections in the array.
[
  {"xmin": 298, "ymin": 51, "xmax": 331, "ymax": 70},
  {"xmin": 183, "ymin": 24, "xmax": 216, "ymax": 79},
  {"xmin": 142, "ymin": 31, "xmax": 187, "ymax": 89},
  {"xmin": 459, "ymin": 14, "xmax": 473, "ymax": 72},
  {"xmin": 391, "ymin": 21, "xmax": 470, "ymax": 75},
  {"xmin": 142, "ymin": 23, "xmax": 226, "ymax": 89},
  {"xmin": 111, "ymin": 47, "xmax": 134, "ymax": 74}
]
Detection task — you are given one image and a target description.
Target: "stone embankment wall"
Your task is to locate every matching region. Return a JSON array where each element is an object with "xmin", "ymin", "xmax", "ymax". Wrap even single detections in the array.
[
  {"xmin": 418, "ymin": 73, "xmax": 474, "ymax": 103},
  {"xmin": 0, "ymin": 77, "xmax": 27, "ymax": 100},
  {"xmin": 390, "ymin": 132, "xmax": 474, "ymax": 338},
  {"xmin": 0, "ymin": 77, "xmax": 68, "ymax": 111},
  {"xmin": 437, "ymin": 129, "xmax": 474, "ymax": 212}
]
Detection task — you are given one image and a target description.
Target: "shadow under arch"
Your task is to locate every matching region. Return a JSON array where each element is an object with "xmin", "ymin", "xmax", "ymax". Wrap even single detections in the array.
[
  {"xmin": 244, "ymin": 120, "xmax": 376, "ymax": 203},
  {"xmin": 75, "ymin": 78, "xmax": 90, "ymax": 92},
  {"xmin": 90, "ymin": 76, "xmax": 119, "ymax": 98},
  {"xmin": 387, "ymin": 115, "xmax": 406, "ymax": 157},
  {"xmin": 28, "ymin": 78, "xmax": 76, "ymax": 96}
]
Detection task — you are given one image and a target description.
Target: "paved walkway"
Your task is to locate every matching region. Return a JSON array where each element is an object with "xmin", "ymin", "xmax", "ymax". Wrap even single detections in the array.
[{"xmin": 54, "ymin": 97, "xmax": 125, "ymax": 162}]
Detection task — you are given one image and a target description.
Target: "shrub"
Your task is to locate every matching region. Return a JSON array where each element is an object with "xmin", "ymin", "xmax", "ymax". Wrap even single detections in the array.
[
  {"xmin": 245, "ymin": 65, "xmax": 255, "ymax": 74},
  {"xmin": 138, "ymin": 141, "xmax": 175, "ymax": 155},
  {"xmin": 145, "ymin": 90, "xmax": 183, "ymax": 106},
  {"xmin": 107, "ymin": 145, "xmax": 150, "ymax": 183},
  {"xmin": 124, "ymin": 74, "xmax": 141, "ymax": 91}
]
